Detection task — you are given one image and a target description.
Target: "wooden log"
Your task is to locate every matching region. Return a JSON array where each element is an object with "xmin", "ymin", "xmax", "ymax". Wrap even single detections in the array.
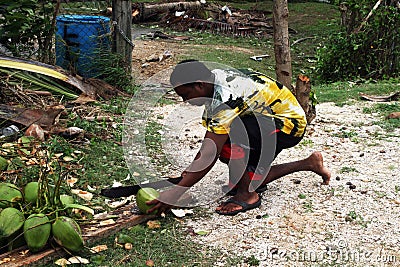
[
  {"xmin": 133, "ymin": 1, "xmax": 202, "ymax": 22},
  {"xmin": 295, "ymin": 74, "xmax": 316, "ymax": 124},
  {"xmin": 359, "ymin": 91, "xmax": 400, "ymax": 102}
]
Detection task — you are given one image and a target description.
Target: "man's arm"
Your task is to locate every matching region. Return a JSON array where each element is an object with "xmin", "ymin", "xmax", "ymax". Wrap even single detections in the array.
[
  {"xmin": 146, "ymin": 131, "xmax": 228, "ymax": 214},
  {"xmin": 178, "ymin": 131, "xmax": 229, "ymax": 187}
]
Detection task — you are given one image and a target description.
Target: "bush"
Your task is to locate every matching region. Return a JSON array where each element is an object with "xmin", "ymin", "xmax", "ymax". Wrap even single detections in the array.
[
  {"xmin": 315, "ymin": 0, "xmax": 400, "ymax": 82},
  {"xmin": 0, "ymin": 0, "xmax": 55, "ymax": 63}
]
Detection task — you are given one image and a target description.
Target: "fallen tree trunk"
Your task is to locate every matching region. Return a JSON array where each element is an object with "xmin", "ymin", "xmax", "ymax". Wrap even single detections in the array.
[
  {"xmin": 359, "ymin": 91, "xmax": 400, "ymax": 102},
  {"xmin": 133, "ymin": 1, "xmax": 202, "ymax": 22}
]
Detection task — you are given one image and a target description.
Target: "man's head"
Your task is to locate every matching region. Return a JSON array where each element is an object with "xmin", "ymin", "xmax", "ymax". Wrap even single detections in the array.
[{"xmin": 170, "ymin": 60, "xmax": 214, "ymax": 105}]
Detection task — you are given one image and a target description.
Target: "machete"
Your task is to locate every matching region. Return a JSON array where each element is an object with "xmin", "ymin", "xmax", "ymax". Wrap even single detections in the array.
[{"xmin": 100, "ymin": 176, "xmax": 183, "ymax": 198}]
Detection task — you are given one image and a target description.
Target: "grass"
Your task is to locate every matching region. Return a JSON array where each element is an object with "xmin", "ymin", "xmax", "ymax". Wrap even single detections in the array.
[
  {"xmin": 37, "ymin": 218, "xmax": 235, "ymax": 267},
  {"xmin": 363, "ymin": 102, "xmax": 400, "ymax": 131},
  {"xmin": 314, "ymin": 80, "xmax": 400, "ymax": 105},
  {"xmin": 177, "ymin": 31, "xmax": 276, "ymax": 77},
  {"xmin": 332, "ymin": 128, "xmax": 359, "ymax": 142},
  {"xmin": 339, "ymin": 166, "xmax": 358, "ymax": 173}
]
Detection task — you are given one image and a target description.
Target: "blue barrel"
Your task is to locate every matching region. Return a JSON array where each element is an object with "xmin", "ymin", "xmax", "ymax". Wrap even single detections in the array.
[{"xmin": 55, "ymin": 15, "xmax": 110, "ymax": 78}]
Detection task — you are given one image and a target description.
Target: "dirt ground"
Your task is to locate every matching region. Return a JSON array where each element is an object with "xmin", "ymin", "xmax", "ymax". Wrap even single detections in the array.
[{"xmin": 130, "ymin": 31, "xmax": 257, "ymax": 85}]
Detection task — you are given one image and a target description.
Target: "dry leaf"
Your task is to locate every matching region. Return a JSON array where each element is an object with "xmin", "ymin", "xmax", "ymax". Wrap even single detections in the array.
[
  {"xmin": 147, "ymin": 220, "xmax": 161, "ymax": 229},
  {"xmin": 93, "ymin": 212, "xmax": 108, "ymax": 220},
  {"xmin": 171, "ymin": 209, "xmax": 193, "ymax": 218},
  {"xmin": 55, "ymin": 258, "xmax": 68, "ymax": 266},
  {"xmin": 146, "ymin": 259, "xmax": 155, "ymax": 267},
  {"xmin": 67, "ymin": 256, "xmax": 89, "ymax": 264},
  {"xmin": 63, "ymin": 156, "xmax": 74, "ymax": 162},
  {"xmin": 99, "ymin": 219, "xmax": 116, "ymax": 226},
  {"xmin": 1, "ymin": 143, "xmax": 14, "ymax": 148},
  {"xmin": 87, "ymin": 185, "xmax": 96, "ymax": 192},
  {"xmin": 26, "ymin": 158, "xmax": 39, "ymax": 165},
  {"xmin": 25, "ymin": 123, "xmax": 45, "ymax": 141},
  {"xmin": 71, "ymin": 189, "xmax": 93, "ymax": 201},
  {"xmin": 107, "ymin": 198, "xmax": 128, "ymax": 209},
  {"xmin": 112, "ymin": 180, "xmax": 123, "ymax": 187},
  {"xmin": 90, "ymin": 244, "xmax": 108, "ymax": 253},
  {"xmin": 0, "ymin": 257, "xmax": 13, "ymax": 264},
  {"xmin": 67, "ymin": 177, "xmax": 78, "ymax": 187},
  {"xmin": 19, "ymin": 250, "xmax": 29, "ymax": 256}
]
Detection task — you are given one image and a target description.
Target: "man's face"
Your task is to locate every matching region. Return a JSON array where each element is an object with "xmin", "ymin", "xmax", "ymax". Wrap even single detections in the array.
[{"xmin": 174, "ymin": 83, "xmax": 212, "ymax": 106}]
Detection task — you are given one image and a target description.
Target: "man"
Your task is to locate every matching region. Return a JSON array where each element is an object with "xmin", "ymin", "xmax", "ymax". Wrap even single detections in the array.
[{"xmin": 147, "ymin": 60, "xmax": 330, "ymax": 216}]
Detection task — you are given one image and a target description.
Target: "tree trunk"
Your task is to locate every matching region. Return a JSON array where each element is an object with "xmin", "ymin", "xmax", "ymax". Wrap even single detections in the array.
[
  {"xmin": 112, "ymin": 0, "xmax": 133, "ymax": 72},
  {"xmin": 273, "ymin": 0, "xmax": 292, "ymax": 90},
  {"xmin": 295, "ymin": 74, "xmax": 316, "ymax": 124}
]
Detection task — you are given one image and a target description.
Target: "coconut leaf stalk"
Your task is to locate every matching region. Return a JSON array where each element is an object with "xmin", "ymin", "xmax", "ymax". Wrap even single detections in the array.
[{"xmin": 0, "ymin": 68, "xmax": 78, "ymax": 99}]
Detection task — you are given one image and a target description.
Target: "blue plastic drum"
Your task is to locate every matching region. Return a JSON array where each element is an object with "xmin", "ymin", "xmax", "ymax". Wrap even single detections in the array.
[{"xmin": 55, "ymin": 15, "xmax": 110, "ymax": 78}]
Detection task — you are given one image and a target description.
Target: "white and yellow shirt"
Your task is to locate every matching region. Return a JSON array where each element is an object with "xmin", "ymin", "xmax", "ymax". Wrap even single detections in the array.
[{"xmin": 202, "ymin": 69, "xmax": 307, "ymax": 137}]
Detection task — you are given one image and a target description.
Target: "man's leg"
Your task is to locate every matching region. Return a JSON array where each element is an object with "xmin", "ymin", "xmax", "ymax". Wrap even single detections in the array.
[
  {"xmin": 215, "ymin": 157, "xmax": 261, "ymax": 214},
  {"xmin": 262, "ymin": 151, "xmax": 331, "ymax": 185},
  {"xmin": 215, "ymin": 151, "xmax": 330, "ymax": 214}
]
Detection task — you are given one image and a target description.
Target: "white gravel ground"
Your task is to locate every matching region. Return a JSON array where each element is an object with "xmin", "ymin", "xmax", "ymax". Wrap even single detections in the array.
[{"xmin": 152, "ymin": 101, "xmax": 400, "ymax": 267}]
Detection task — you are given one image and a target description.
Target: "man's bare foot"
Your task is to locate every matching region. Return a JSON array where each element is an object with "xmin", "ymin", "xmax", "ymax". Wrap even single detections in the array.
[
  {"xmin": 307, "ymin": 151, "xmax": 331, "ymax": 185},
  {"xmin": 216, "ymin": 192, "xmax": 260, "ymax": 215}
]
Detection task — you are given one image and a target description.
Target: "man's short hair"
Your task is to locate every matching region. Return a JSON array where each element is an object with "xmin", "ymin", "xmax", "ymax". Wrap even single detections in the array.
[{"xmin": 170, "ymin": 59, "xmax": 213, "ymax": 87}]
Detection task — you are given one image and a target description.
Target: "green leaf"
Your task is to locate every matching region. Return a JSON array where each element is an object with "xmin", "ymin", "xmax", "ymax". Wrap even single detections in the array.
[
  {"xmin": 298, "ymin": 193, "xmax": 307, "ymax": 199},
  {"xmin": 194, "ymin": 229, "xmax": 210, "ymax": 236}
]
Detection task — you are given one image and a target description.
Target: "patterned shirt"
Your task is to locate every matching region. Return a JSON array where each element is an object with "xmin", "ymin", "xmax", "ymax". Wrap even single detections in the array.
[{"xmin": 202, "ymin": 68, "xmax": 307, "ymax": 137}]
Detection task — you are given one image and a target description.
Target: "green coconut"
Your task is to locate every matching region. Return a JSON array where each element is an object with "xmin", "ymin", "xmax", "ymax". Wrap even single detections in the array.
[
  {"xmin": 52, "ymin": 216, "xmax": 84, "ymax": 252},
  {"xmin": 24, "ymin": 182, "xmax": 39, "ymax": 204},
  {"xmin": 136, "ymin": 188, "xmax": 160, "ymax": 215},
  {"xmin": 0, "ymin": 183, "xmax": 23, "ymax": 208},
  {"xmin": 24, "ymin": 214, "xmax": 51, "ymax": 252},
  {"xmin": 0, "ymin": 207, "xmax": 25, "ymax": 238}
]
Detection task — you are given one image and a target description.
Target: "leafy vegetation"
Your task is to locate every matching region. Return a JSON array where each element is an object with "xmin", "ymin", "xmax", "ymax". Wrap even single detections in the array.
[
  {"xmin": 0, "ymin": 0, "xmax": 55, "ymax": 62},
  {"xmin": 316, "ymin": 0, "xmax": 400, "ymax": 82}
]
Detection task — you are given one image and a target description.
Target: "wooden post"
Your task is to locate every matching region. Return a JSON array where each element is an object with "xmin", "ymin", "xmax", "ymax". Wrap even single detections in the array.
[
  {"xmin": 273, "ymin": 0, "xmax": 293, "ymax": 90},
  {"xmin": 112, "ymin": 0, "xmax": 133, "ymax": 72},
  {"xmin": 295, "ymin": 74, "xmax": 316, "ymax": 124}
]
